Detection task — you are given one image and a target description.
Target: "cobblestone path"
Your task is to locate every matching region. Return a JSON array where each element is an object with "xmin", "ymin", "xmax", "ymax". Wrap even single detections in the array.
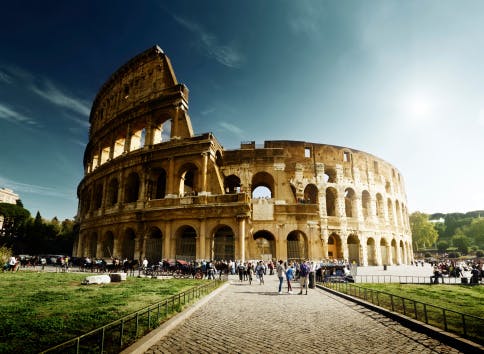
[{"xmin": 145, "ymin": 275, "xmax": 464, "ymax": 354}]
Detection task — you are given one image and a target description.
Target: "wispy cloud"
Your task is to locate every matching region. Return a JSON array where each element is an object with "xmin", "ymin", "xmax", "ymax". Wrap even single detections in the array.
[
  {"xmin": 0, "ymin": 70, "xmax": 12, "ymax": 84},
  {"xmin": 173, "ymin": 15, "xmax": 244, "ymax": 68},
  {"xmin": 200, "ymin": 107, "xmax": 216, "ymax": 116},
  {"xmin": 30, "ymin": 80, "xmax": 91, "ymax": 116},
  {"xmin": 288, "ymin": 1, "xmax": 324, "ymax": 37},
  {"xmin": 0, "ymin": 176, "xmax": 72, "ymax": 199},
  {"xmin": 219, "ymin": 121, "xmax": 244, "ymax": 136},
  {"xmin": 0, "ymin": 103, "xmax": 38, "ymax": 126},
  {"xmin": 63, "ymin": 112, "xmax": 90, "ymax": 128}
]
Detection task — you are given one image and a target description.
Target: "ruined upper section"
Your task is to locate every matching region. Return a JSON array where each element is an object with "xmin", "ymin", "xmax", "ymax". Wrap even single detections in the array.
[{"xmin": 88, "ymin": 45, "xmax": 191, "ymax": 138}]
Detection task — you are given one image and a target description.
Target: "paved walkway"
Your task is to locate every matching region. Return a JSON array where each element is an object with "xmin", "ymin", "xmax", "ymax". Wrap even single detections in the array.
[{"xmin": 141, "ymin": 274, "xmax": 464, "ymax": 354}]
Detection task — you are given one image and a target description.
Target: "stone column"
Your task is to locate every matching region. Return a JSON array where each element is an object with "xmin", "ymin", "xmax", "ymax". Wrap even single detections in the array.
[
  {"xmin": 163, "ymin": 221, "xmax": 172, "ymax": 260},
  {"xmin": 124, "ymin": 124, "xmax": 131, "ymax": 153},
  {"xmin": 166, "ymin": 158, "xmax": 176, "ymax": 197},
  {"xmin": 144, "ymin": 115, "xmax": 154, "ymax": 147},
  {"xmin": 321, "ymin": 229, "xmax": 329, "ymax": 259},
  {"xmin": 238, "ymin": 217, "xmax": 246, "ymax": 261},
  {"xmin": 198, "ymin": 219, "xmax": 206, "ymax": 260},
  {"xmin": 199, "ymin": 152, "xmax": 208, "ymax": 195}
]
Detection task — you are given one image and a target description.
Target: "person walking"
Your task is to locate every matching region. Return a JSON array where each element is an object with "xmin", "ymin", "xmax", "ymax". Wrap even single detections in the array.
[
  {"xmin": 286, "ymin": 263, "xmax": 294, "ymax": 294},
  {"xmin": 256, "ymin": 261, "xmax": 265, "ymax": 285},
  {"xmin": 276, "ymin": 260, "xmax": 286, "ymax": 294},
  {"xmin": 298, "ymin": 260, "xmax": 310, "ymax": 295}
]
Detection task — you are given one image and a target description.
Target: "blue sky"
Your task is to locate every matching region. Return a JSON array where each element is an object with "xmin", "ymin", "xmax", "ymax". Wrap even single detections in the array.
[{"xmin": 1, "ymin": 0, "xmax": 483, "ymax": 220}]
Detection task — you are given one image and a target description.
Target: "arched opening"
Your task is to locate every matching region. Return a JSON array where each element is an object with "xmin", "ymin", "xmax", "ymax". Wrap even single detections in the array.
[
  {"xmin": 155, "ymin": 169, "xmax": 167, "ymax": 199},
  {"xmin": 380, "ymin": 238, "xmax": 389, "ymax": 265},
  {"xmin": 362, "ymin": 190, "xmax": 371, "ymax": 219},
  {"xmin": 88, "ymin": 232, "xmax": 98, "ymax": 258},
  {"xmin": 94, "ymin": 184, "xmax": 103, "ymax": 209},
  {"xmin": 399, "ymin": 239, "xmax": 405, "ymax": 265},
  {"xmin": 367, "ymin": 238, "xmax": 377, "ymax": 265},
  {"xmin": 376, "ymin": 193, "xmax": 384, "ymax": 218},
  {"xmin": 344, "ymin": 188, "xmax": 356, "ymax": 218},
  {"xmin": 347, "ymin": 234, "xmax": 360, "ymax": 264},
  {"xmin": 326, "ymin": 187, "xmax": 338, "ymax": 216},
  {"xmin": 175, "ymin": 226, "xmax": 197, "ymax": 259},
  {"xmin": 287, "ymin": 230, "xmax": 307, "ymax": 261},
  {"xmin": 251, "ymin": 172, "xmax": 275, "ymax": 199},
  {"xmin": 385, "ymin": 181, "xmax": 391, "ymax": 193},
  {"xmin": 212, "ymin": 225, "xmax": 235, "ymax": 261},
  {"xmin": 179, "ymin": 164, "xmax": 198, "ymax": 196},
  {"xmin": 107, "ymin": 178, "xmax": 119, "ymax": 206},
  {"xmin": 124, "ymin": 172, "xmax": 140, "ymax": 203},
  {"xmin": 81, "ymin": 188, "xmax": 92, "ymax": 215},
  {"xmin": 304, "ymin": 184, "xmax": 319, "ymax": 204},
  {"xmin": 102, "ymin": 231, "xmax": 114, "ymax": 258},
  {"xmin": 253, "ymin": 230, "xmax": 275, "ymax": 260},
  {"xmin": 145, "ymin": 227, "xmax": 163, "ymax": 264},
  {"xmin": 327, "ymin": 233, "xmax": 343, "ymax": 259},
  {"xmin": 324, "ymin": 167, "xmax": 337, "ymax": 183},
  {"xmin": 387, "ymin": 199, "xmax": 394, "ymax": 224},
  {"xmin": 121, "ymin": 228, "xmax": 136, "ymax": 260},
  {"xmin": 391, "ymin": 239, "xmax": 398, "ymax": 264},
  {"xmin": 395, "ymin": 201, "xmax": 402, "ymax": 227},
  {"xmin": 224, "ymin": 174, "xmax": 241, "ymax": 194}
]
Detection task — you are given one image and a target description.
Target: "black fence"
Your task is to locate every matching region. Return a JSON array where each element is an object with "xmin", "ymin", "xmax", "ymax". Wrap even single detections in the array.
[
  {"xmin": 322, "ymin": 281, "xmax": 483, "ymax": 344},
  {"xmin": 40, "ymin": 279, "xmax": 225, "ymax": 353}
]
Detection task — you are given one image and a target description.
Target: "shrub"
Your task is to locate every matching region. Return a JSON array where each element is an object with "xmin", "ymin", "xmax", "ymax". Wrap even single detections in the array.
[
  {"xmin": 0, "ymin": 246, "xmax": 12, "ymax": 265},
  {"xmin": 476, "ymin": 250, "xmax": 484, "ymax": 258},
  {"xmin": 447, "ymin": 251, "xmax": 461, "ymax": 259}
]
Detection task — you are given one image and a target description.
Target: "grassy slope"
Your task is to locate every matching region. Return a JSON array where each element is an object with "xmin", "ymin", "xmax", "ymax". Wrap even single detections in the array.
[{"xmin": 0, "ymin": 272, "xmax": 208, "ymax": 353}]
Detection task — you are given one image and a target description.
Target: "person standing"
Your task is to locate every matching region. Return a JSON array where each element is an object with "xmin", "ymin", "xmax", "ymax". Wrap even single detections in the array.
[
  {"xmin": 286, "ymin": 263, "xmax": 294, "ymax": 294},
  {"xmin": 256, "ymin": 261, "xmax": 265, "ymax": 285},
  {"xmin": 298, "ymin": 260, "xmax": 310, "ymax": 295},
  {"xmin": 276, "ymin": 260, "xmax": 286, "ymax": 294}
]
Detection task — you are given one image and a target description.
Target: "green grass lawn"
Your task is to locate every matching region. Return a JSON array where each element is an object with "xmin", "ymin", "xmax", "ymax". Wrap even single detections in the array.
[
  {"xmin": 342, "ymin": 283, "xmax": 484, "ymax": 344},
  {"xmin": 0, "ymin": 272, "xmax": 210, "ymax": 353}
]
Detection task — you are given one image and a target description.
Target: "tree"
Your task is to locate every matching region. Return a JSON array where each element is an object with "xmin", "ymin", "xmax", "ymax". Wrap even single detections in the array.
[
  {"xmin": 0, "ymin": 203, "xmax": 31, "ymax": 240},
  {"xmin": 437, "ymin": 240, "xmax": 449, "ymax": 252},
  {"xmin": 410, "ymin": 212, "xmax": 438, "ymax": 251},
  {"xmin": 451, "ymin": 234, "xmax": 471, "ymax": 255},
  {"xmin": 462, "ymin": 218, "xmax": 484, "ymax": 248}
]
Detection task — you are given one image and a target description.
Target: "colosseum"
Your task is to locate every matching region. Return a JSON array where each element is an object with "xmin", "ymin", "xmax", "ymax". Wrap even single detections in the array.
[{"xmin": 74, "ymin": 45, "xmax": 413, "ymax": 266}]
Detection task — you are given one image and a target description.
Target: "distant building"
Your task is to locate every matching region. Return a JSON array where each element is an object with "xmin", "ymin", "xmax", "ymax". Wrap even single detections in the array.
[{"xmin": 0, "ymin": 187, "xmax": 20, "ymax": 230}]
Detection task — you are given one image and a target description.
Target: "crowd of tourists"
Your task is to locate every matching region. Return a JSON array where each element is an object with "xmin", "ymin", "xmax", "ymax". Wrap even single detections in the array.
[{"xmin": 429, "ymin": 259, "xmax": 483, "ymax": 284}]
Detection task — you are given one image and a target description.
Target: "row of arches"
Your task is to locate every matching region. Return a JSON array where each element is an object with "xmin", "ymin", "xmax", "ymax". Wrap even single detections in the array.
[{"xmin": 78, "ymin": 224, "xmax": 411, "ymax": 266}]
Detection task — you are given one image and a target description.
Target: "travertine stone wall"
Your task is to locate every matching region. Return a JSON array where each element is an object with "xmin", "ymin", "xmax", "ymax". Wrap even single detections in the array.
[{"xmin": 75, "ymin": 46, "xmax": 413, "ymax": 266}]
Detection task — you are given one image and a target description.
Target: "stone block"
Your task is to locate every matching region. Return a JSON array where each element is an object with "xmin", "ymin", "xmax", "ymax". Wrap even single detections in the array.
[
  {"xmin": 82, "ymin": 274, "xmax": 111, "ymax": 285},
  {"xmin": 109, "ymin": 273, "xmax": 127, "ymax": 282}
]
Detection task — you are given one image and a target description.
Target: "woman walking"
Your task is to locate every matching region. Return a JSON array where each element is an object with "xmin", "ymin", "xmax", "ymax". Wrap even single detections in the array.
[
  {"xmin": 256, "ymin": 261, "xmax": 265, "ymax": 284},
  {"xmin": 286, "ymin": 263, "xmax": 294, "ymax": 294}
]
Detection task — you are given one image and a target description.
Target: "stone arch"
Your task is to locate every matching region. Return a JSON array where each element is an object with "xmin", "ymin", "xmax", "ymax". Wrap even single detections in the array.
[
  {"xmin": 252, "ymin": 171, "xmax": 275, "ymax": 199},
  {"xmin": 178, "ymin": 163, "xmax": 198, "ymax": 196},
  {"xmin": 399, "ymin": 239, "xmax": 405, "ymax": 265},
  {"xmin": 395, "ymin": 201, "xmax": 402, "ymax": 227},
  {"xmin": 107, "ymin": 178, "xmax": 119, "ymax": 206},
  {"xmin": 391, "ymin": 238, "xmax": 398, "ymax": 264},
  {"xmin": 385, "ymin": 181, "xmax": 391, "ymax": 193},
  {"xmin": 175, "ymin": 225, "xmax": 197, "ymax": 259},
  {"xmin": 101, "ymin": 231, "xmax": 114, "ymax": 258},
  {"xmin": 325, "ymin": 187, "xmax": 338, "ymax": 216},
  {"xmin": 362, "ymin": 190, "xmax": 371, "ymax": 219},
  {"xmin": 253, "ymin": 230, "xmax": 276, "ymax": 260},
  {"xmin": 286, "ymin": 230, "xmax": 308, "ymax": 261},
  {"xmin": 380, "ymin": 238, "xmax": 389, "ymax": 265},
  {"xmin": 387, "ymin": 198, "xmax": 394, "ymax": 224},
  {"xmin": 367, "ymin": 237, "xmax": 377, "ymax": 265},
  {"xmin": 327, "ymin": 232, "xmax": 343, "ymax": 259},
  {"xmin": 124, "ymin": 172, "xmax": 140, "ymax": 203},
  {"xmin": 121, "ymin": 228, "xmax": 136, "ymax": 260},
  {"xmin": 81, "ymin": 187, "xmax": 92, "ymax": 215},
  {"xmin": 224, "ymin": 174, "xmax": 241, "ymax": 194},
  {"xmin": 94, "ymin": 183, "xmax": 103, "ymax": 209},
  {"xmin": 155, "ymin": 169, "xmax": 167, "ymax": 199},
  {"xmin": 344, "ymin": 188, "xmax": 356, "ymax": 218},
  {"xmin": 324, "ymin": 167, "xmax": 337, "ymax": 183},
  {"xmin": 211, "ymin": 225, "xmax": 235, "ymax": 261},
  {"xmin": 145, "ymin": 227, "xmax": 163, "ymax": 263},
  {"xmin": 375, "ymin": 193, "xmax": 384, "ymax": 218},
  {"xmin": 86, "ymin": 232, "xmax": 98, "ymax": 257},
  {"xmin": 304, "ymin": 184, "xmax": 318, "ymax": 204},
  {"xmin": 347, "ymin": 234, "xmax": 360, "ymax": 264}
]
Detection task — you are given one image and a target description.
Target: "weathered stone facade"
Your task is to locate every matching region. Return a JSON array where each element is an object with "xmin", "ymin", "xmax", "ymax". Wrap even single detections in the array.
[{"xmin": 75, "ymin": 46, "xmax": 413, "ymax": 266}]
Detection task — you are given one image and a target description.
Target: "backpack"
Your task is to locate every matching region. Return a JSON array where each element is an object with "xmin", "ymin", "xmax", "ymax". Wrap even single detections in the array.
[{"xmin": 300, "ymin": 263, "xmax": 309, "ymax": 277}]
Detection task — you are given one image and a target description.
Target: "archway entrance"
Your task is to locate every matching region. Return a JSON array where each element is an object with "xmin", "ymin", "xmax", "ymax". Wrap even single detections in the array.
[
  {"xmin": 102, "ymin": 231, "xmax": 114, "ymax": 258},
  {"xmin": 253, "ymin": 230, "xmax": 275, "ymax": 260},
  {"xmin": 145, "ymin": 227, "xmax": 163, "ymax": 263},
  {"xmin": 367, "ymin": 237, "xmax": 377, "ymax": 265},
  {"xmin": 347, "ymin": 234, "xmax": 360, "ymax": 265},
  {"xmin": 212, "ymin": 225, "xmax": 235, "ymax": 261},
  {"xmin": 287, "ymin": 230, "xmax": 307, "ymax": 261},
  {"xmin": 176, "ymin": 226, "xmax": 197, "ymax": 260},
  {"xmin": 380, "ymin": 238, "xmax": 389, "ymax": 265},
  {"xmin": 327, "ymin": 233, "xmax": 343, "ymax": 259},
  {"xmin": 121, "ymin": 228, "xmax": 136, "ymax": 260}
]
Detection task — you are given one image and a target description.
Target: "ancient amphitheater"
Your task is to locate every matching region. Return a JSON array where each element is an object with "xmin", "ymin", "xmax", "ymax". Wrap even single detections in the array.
[{"xmin": 74, "ymin": 46, "xmax": 413, "ymax": 266}]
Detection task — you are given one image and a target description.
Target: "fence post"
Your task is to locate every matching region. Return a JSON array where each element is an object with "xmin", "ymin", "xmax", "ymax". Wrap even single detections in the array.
[
  {"xmin": 120, "ymin": 319, "xmax": 124, "ymax": 347},
  {"xmin": 101, "ymin": 327, "xmax": 105, "ymax": 353},
  {"xmin": 413, "ymin": 301, "xmax": 417, "ymax": 320},
  {"xmin": 423, "ymin": 304, "xmax": 428, "ymax": 324},
  {"xmin": 462, "ymin": 314, "xmax": 466, "ymax": 337},
  {"xmin": 390, "ymin": 294, "xmax": 394, "ymax": 312},
  {"xmin": 402, "ymin": 297, "xmax": 406, "ymax": 316},
  {"xmin": 443, "ymin": 309, "xmax": 448, "ymax": 331}
]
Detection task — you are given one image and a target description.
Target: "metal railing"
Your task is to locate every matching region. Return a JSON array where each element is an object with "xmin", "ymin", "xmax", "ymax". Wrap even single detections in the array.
[
  {"xmin": 353, "ymin": 275, "xmax": 472, "ymax": 284},
  {"xmin": 40, "ymin": 279, "xmax": 225, "ymax": 354},
  {"xmin": 321, "ymin": 281, "xmax": 484, "ymax": 344}
]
